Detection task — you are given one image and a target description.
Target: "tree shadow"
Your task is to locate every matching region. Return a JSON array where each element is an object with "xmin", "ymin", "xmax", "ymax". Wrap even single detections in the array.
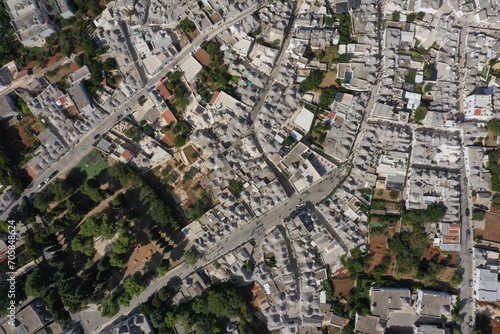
[
  {"xmin": 169, "ymin": 239, "xmax": 189, "ymax": 262},
  {"xmin": 142, "ymin": 251, "xmax": 164, "ymax": 275}
]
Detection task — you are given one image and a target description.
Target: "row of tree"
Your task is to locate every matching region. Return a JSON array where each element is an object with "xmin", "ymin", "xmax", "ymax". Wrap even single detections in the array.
[
  {"xmin": 0, "ymin": 129, "xmax": 28, "ymax": 193},
  {"xmin": 100, "ymin": 272, "xmax": 146, "ymax": 317}
]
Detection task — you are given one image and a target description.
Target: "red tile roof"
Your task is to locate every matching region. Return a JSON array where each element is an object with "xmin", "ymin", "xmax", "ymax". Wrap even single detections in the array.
[
  {"xmin": 59, "ymin": 97, "xmax": 66, "ymax": 104},
  {"xmin": 161, "ymin": 109, "xmax": 177, "ymax": 124},
  {"xmin": 194, "ymin": 48, "xmax": 211, "ymax": 66},
  {"xmin": 210, "ymin": 91, "xmax": 220, "ymax": 105},
  {"xmin": 121, "ymin": 150, "xmax": 133, "ymax": 161},
  {"xmin": 157, "ymin": 83, "xmax": 173, "ymax": 100},
  {"xmin": 69, "ymin": 62, "xmax": 80, "ymax": 72},
  {"xmin": 474, "ymin": 109, "xmax": 482, "ymax": 116}
]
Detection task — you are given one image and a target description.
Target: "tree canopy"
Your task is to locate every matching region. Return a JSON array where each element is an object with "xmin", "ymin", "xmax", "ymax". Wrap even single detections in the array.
[
  {"xmin": 299, "ymin": 70, "xmax": 325, "ymax": 93},
  {"xmin": 488, "ymin": 120, "xmax": 500, "ymax": 135},
  {"xmin": 402, "ymin": 204, "xmax": 446, "ymax": 225},
  {"xmin": 414, "ymin": 105, "xmax": 427, "ymax": 122},
  {"xmin": 185, "ymin": 248, "xmax": 199, "ymax": 265}
]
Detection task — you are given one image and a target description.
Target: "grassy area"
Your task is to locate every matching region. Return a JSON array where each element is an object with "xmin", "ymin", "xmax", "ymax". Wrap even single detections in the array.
[{"xmin": 73, "ymin": 150, "xmax": 107, "ymax": 179}]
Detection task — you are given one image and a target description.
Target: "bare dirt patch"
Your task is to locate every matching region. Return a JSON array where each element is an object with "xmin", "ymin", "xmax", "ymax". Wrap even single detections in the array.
[
  {"xmin": 183, "ymin": 145, "xmax": 199, "ymax": 164},
  {"xmin": 437, "ymin": 266, "xmax": 456, "ymax": 283},
  {"xmin": 368, "ymin": 231, "xmax": 394, "ymax": 274},
  {"xmin": 486, "ymin": 130, "xmax": 498, "ymax": 147},
  {"xmin": 16, "ymin": 116, "xmax": 43, "ymax": 148},
  {"xmin": 476, "ymin": 212, "xmax": 500, "ymax": 243},
  {"xmin": 319, "ymin": 71, "xmax": 338, "ymax": 88},
  {"xmin": 332, "ymin": 278, "xmax": 355, "ymax": 297},
  {"xmin": 161, "ymin": 130, "xmax": 176, "ymax": 147},
  {"xmin": 373, "ymin": 189, "xmax": 402, "ymax": 202},
  {"xmin": 125, "ymin": 242, "xmax": 162, "ymax": 276},
  {"xmin": 422, "ymin": 245, "xmax": 458, "ymax": 266},
  {"xmin": 46, "ymin": 65, "xmax": 73, "ymax": 84},
  {"xmin": 188, "ymin": 29, "xmax": 200, "ymax": 40}
]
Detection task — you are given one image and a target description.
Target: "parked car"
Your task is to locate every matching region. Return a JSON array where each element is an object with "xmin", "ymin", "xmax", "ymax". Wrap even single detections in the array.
[
  {"xmin": 466, "ymin": 208, "xmax": 470, "ymax": 216},
  {"xmin": 466, "ymin": 229, "xmax": 471, "ymax": 239},
  {"xmin": 469, "ymin": 279, "xmax": 473, "ymax": 288},
  {"xmin": 468, "ymin": 316, "xmax": 473, "ymax": 328},
  {"xmin": 464, "ymin": 178, "xmax": 468, "ymax": 185},
  {"xmin": 469, "ymin": 248, "xmax": 474, "ymax": 257}
]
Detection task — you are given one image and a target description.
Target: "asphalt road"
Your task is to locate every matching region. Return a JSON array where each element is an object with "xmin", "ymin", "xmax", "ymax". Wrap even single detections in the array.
[
  {"xmin": 73, "ymin": 164, "xmax": 350, "ymax": 333},
  {"xmin": 455, "ymin": 18, "xmax": 475, "ymax": 334}
]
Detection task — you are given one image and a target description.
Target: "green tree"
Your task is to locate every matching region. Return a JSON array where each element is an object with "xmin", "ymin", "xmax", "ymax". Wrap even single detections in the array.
[
  {"xmin": 174, "ymin": 135, "xmax": 186, "ymax": 147},
  {"xmin": 414, "ymin": 105, "xmax": 427, "ymax": 122},
  {"xmin": 282, "ymin": 136, "xmax": 295, "ymax": 147},
  {"xmin": 0, "ymin": 220, "xmax": 8, "ymax": 233},
  {"xmin": 177, "ymin": 18, "xmax": 197, "ymax": 33},
  {"xmin": 319, "ymin": 86, "xmax": 338, "ymax": 109},
  {"xmin": 472, "ymin": 210, "xmax": 485, "ymax": 221},
  {"xmin": 228, "ymin": 179, "xmax": 244, "ymax": 197},
  {"xmin": 157, "ymin": 259, "xmax": 171, "ymax": 276},
  {"xmin": 124, "ymin": 272, "xmax": 146, "ymax": 296},
  {"xmin": 338, "ymin": 53, "xmax": 351, "ymax": 63},
  {"xmin": 402, "ymin": 204, "xmax": 446, "ymax": 225},
  {"xmin": 111, "ymin": 233, "xmax": 134, "ymax": 254},
  {"xmin": 71, "ymin": 235, "xmax": 95, "ymax": 256},
  {"xmin": 109, "ymin": 253, "xmax": 128, "ymax": 268},
  {"xmin": 103, "ymin": 58, "xmax": 117, "ymax": 71},
  {"xmin": 118, "ymin": 292, "xmax": 132, "ymax": 306},
  {"xmin": 165, "ymin": 312, "xmax": 177, "ymax": 328},
  {"xmin": 423, "ymin": 63, "xmax": 435, "ymax": 78},
  {"xmin": 299, "ymin": 70, "xmax": 325, "ymax": 92},
  {"xmin": 80, "ymin": 217, "xmax": 100, "ymax": 237},
  {"xmin": 205, "ymin": 42, "xmax": 222, "ymax": 65},
  {"xmin": 338, "ymin": 14, "xmax": 352, "ymax": 44},
  {"xmin": 33, "ymin": 192, "xmax": 54, "ymax": 212},
  {"xmin": 81, "ymin": 181, "xmax": 104, "ymax": 202},
  {"xmin": 48, "ymin": 179, "xmax": 73, "ymax": 201},
  {"xmin": 101, "ymin": 296, "xmax": 120, "ymax": 317},
  {"xmin": 392, "ymin": 11, "xmax": 401, "ymax": 21},
  {"xmin": 185, "ymin": 248, "xmax": 199, "ymax": 265},
  {"xmin": 25, "ymin": 269, "xmax": 49, "ymax": 298},
  {"xmin": 488, "ymin": 120, "xmax": 500, "ymax": 135},
  {"xmin": 405, "ymin": 69, "xmax": 417, "ymax": 84},
  {"xmin": 407, "ymin": 12, "xmax": 417, "ymax": 23}
]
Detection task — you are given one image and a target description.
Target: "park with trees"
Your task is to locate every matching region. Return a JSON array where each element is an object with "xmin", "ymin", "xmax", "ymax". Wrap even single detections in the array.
[{"xmin": 14, "ymin": 151, "xmax": 193, "ymax": 319}]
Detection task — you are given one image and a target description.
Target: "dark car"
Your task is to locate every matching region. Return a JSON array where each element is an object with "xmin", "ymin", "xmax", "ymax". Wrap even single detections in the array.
[
  {"xmin": 468, "ymin": 316, "xmax": 473, "ymax": 328},
  {"xmin": 469, "ymin": 248, "xmax": 473, "ymax": 257},
  {"xmin": 464, "ymin": 178, "xmax": 469, "ymax": 185},
  {"xmin": 466, "ymin": 229, "xmax": 471, "ymax": 238},
  {"xmin": 93, "ymin": 134, "xmax": 100, "ymax": 140},
  {"xmin": 466, "ymin": 208, "xmax": 470, "ymax": 216}
]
